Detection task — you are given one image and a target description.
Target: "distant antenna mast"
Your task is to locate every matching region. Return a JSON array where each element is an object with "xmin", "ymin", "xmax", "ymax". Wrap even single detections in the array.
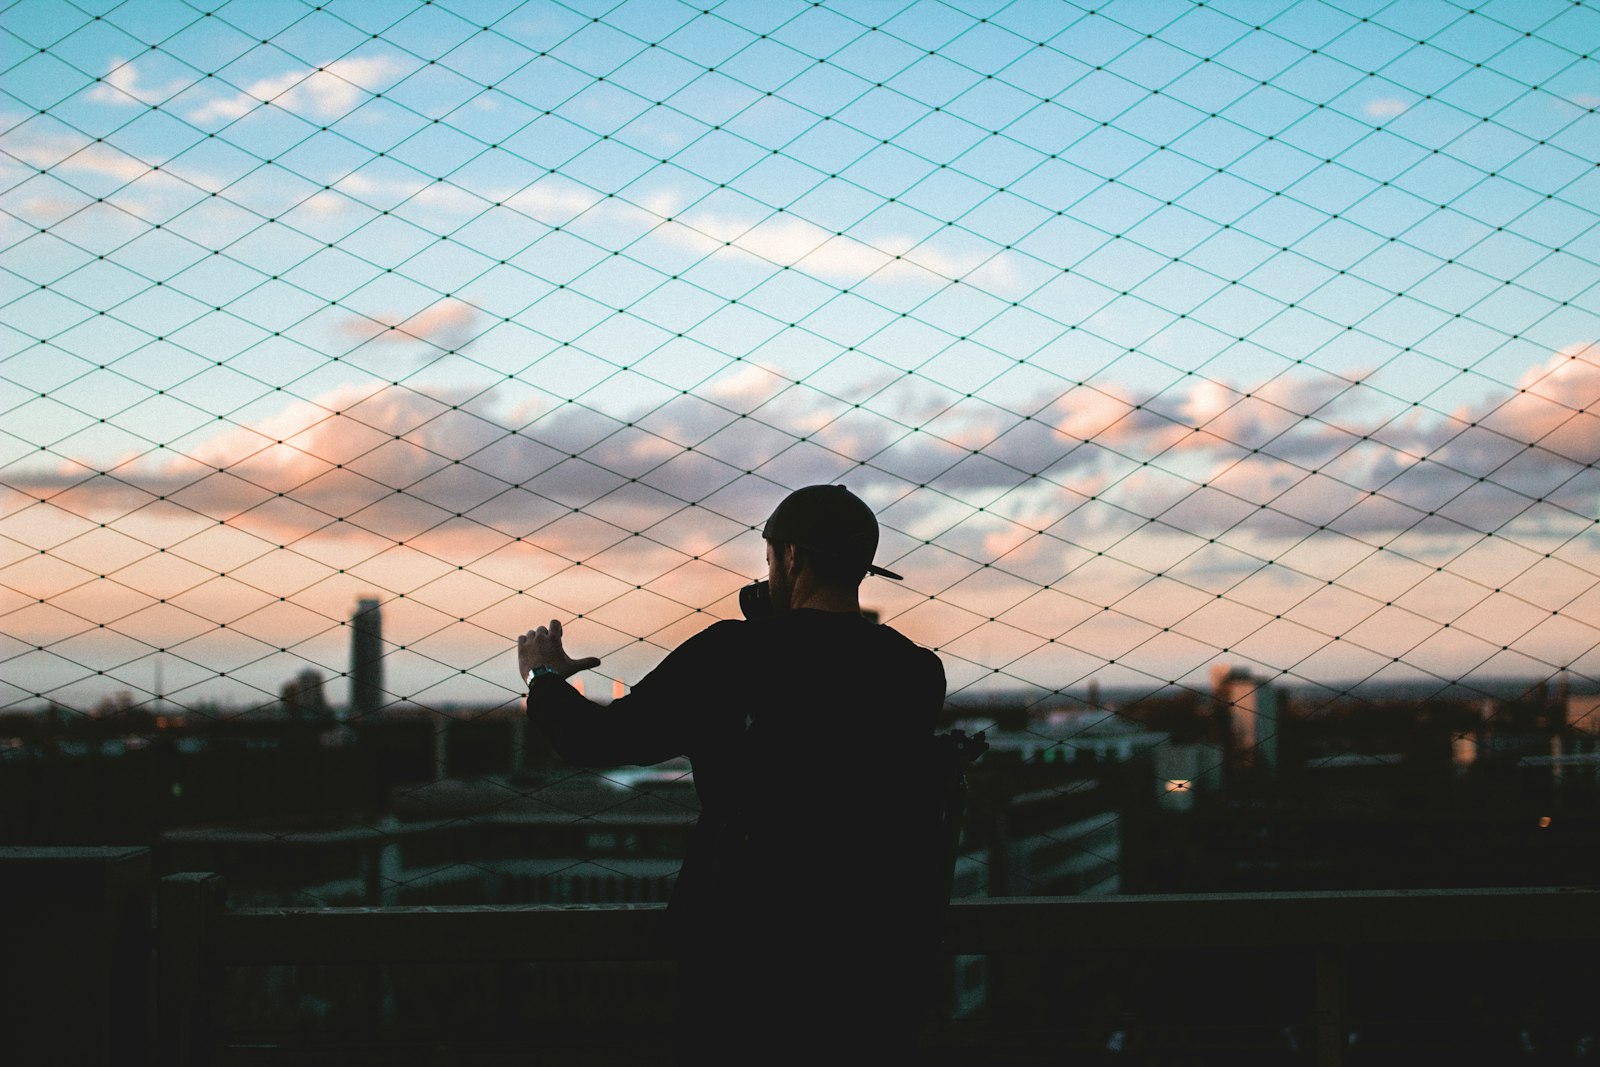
[{"xmin": 154, "ymin": 652, "xmax": 164, "ymax": 709}]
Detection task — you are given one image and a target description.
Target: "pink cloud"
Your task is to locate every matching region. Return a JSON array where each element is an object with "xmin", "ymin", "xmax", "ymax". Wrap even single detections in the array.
[
  {"xmin": 1462, "ymin": 344, "xmax": 1600, "ymax": 463},
  {"xmin": 6, "ymin": 344, "xmax": 1596, "ymax": 686}
]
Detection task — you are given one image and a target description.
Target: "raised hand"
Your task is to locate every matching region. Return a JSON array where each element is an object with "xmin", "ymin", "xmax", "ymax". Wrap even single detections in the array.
[{"xmin": 517, "ymin": 618, "xmax": 603, "ymax": 682}]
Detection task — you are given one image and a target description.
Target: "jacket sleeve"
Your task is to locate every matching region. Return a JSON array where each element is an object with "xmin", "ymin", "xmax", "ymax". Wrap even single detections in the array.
[
  {"xmin": 525, "ymin": 620, "xmax": 745, "ymax": 768},
  {"xmin": 920, "ymin": 646, "xmax": 947, "ymax": 725}
]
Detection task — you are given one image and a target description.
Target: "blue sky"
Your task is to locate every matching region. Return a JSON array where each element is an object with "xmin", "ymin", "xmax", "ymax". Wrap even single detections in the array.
[{"xmin": 2, "ymin": 0, "xmax": 1598, "ymax": 714}]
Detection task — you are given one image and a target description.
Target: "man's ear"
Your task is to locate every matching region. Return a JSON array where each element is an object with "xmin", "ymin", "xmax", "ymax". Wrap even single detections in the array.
[{"xmin": 780, "ymin": 543, "xmax": 804, "ymax": 576}]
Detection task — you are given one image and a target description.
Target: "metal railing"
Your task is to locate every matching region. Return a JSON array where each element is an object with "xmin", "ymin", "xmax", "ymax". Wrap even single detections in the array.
[{"xmin": 155, "ymin": 872, "xmax": 1600, "ymax": 1066}]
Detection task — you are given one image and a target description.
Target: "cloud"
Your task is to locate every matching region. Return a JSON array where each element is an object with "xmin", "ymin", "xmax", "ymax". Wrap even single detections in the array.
[
  {"xmin": 658, "ymin": 209, "xmax": 1010, "ymax": 287},
  {"xmin": 1363, "ymin": 97, "xmax": 1409, "ymax": 120},
  {"xmin": 896, "ymin": 351, "xmax": 1600, "ymax": 559},
  {"xmin": 69, "ymin": 143, "xmax": 156, "ymax": 183},
  {"xmin": 0, "ymin": 123, "xmax": 153, "ymax": 184},
  {"xmin": 502, "ymin": 179, "xmax": 606, "ymax": 226},
  {"xmin": 14, "ymin": 384, "xmax": 758, "ymax": 557},
  {"xmin": 6, "ymin": 351, "xmax": 1599, "ymax": 700},
  {"xmin": 1457, "ymin": 343, "xmax": 1600, "ymax": 463},
  {"xmin": 1047, "ymin": 384, "xmax": 1176, "ymax": 451},
  {"xmin": 10, "ymin": 348, "xmax": 1599, "ymax": 594},
  {"xmin": 1409, "ymin": 344, "xmax": 1600, "ymax": 527},
  {"xmin": 187, "ymin": 56, "xmax": 412, "ymax": 125},
  {"xmin": 87, "ymin": 58, "xmax": 188, "ymax": 107},
  {"xmin": 339, "ymin": 299, "xmax": 484, "ymax": 352}
]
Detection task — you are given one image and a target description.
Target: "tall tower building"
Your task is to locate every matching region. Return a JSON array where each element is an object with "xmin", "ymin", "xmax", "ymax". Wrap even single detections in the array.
[
  {"xmin": 1212, "ymin": 663, "xmax": 1280, "ymax": 774},
  {"xmin": 349, "ymin": 597, "xmax": 384, "ymax": 721}
]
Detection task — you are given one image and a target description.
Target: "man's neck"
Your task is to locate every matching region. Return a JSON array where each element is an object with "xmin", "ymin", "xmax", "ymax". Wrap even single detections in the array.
[{"xmin": 791, "ymin": 582, "xmax": 861, "ymax": 614}]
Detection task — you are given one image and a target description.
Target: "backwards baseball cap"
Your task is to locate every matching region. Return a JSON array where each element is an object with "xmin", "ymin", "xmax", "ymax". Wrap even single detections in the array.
[{"xmin": 762, "ymin": 484, "xmax": 904, "ymax": 580}]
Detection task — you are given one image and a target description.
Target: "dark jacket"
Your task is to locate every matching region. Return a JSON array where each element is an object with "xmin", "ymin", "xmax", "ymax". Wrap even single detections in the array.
[{"xmin": 527, "ymin": 608, "xmax": 947, "ymax": 1060}]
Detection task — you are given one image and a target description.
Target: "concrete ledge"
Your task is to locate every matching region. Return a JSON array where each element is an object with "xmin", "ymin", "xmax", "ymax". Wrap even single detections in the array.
[{"xmin": 209, "ymin": 885, "xmax": 1600, "ymax": 966}]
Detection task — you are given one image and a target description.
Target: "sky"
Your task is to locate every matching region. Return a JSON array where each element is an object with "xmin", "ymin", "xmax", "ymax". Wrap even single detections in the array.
[{"xmin": 2, "ymin": 0, "xmax": 1598, "ymax": 716}]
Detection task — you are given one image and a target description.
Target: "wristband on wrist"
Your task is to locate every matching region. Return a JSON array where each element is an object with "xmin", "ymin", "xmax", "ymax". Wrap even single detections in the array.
[{"xmin": 527, "ymin": 665, "xmax": 560, "ymax": 685}]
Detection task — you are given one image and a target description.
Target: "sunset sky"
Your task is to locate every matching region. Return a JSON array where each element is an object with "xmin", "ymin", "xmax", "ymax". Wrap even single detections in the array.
[{"xmin": 2, "ymin": 0, "xmax": 1597, "ymax": 715}]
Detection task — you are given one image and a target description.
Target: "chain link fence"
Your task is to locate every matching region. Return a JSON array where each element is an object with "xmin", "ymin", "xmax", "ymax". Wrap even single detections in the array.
[{"xmin": 3, "ymin": 0, "xmax": 1599, "ymax": 904}]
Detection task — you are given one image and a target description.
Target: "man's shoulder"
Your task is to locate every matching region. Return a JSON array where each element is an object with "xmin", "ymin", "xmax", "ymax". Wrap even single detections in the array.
[
  {"xmin": 874, "ymin": 619, "xmax": 930, "ymax": 649},
  {"xmin": 667, "ymin": 616, "xmax": 750, "ymax": 657},
  {"xmin": 874, "ymin": 620, "xmax": 944, "ymax": 666},
  {"xmin": 631, "ymin": 617, "xmax": 757, "ymax": 693},
  {"xmin": 689, "ymin": 616, "xmax": 748, "ymax": 639}
]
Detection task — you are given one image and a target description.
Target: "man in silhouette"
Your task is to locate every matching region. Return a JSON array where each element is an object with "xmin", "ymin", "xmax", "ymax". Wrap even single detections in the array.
[{"xmin": 519, "ymin": 484, "xmax": 947, "ymax": 1063}]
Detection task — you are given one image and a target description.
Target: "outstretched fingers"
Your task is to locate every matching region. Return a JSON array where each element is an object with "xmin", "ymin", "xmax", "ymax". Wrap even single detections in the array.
[{"xmin": 519, "ymin": 618, "xmax": 603, "ymax": 677}]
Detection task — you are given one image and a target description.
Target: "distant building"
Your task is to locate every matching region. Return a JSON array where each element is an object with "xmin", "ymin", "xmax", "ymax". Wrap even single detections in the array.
[
  {"xmin": 349, "ymin": 598, "xmax": 384, "ymax": 722},
  {"xmin": 1568, "ymin": 694, "xmax": 1600, "ymax": 738},
  {"xmin": 1212, "ymin": 664, "xmax": 1282, "ymax": 773},
  {"xmin": 280, "ymin": 668, "xmax": 331, "ymax": 721},
  {"xmin": 947, "ymin": 708, "xmax": 1162, "ymax": 897}
]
